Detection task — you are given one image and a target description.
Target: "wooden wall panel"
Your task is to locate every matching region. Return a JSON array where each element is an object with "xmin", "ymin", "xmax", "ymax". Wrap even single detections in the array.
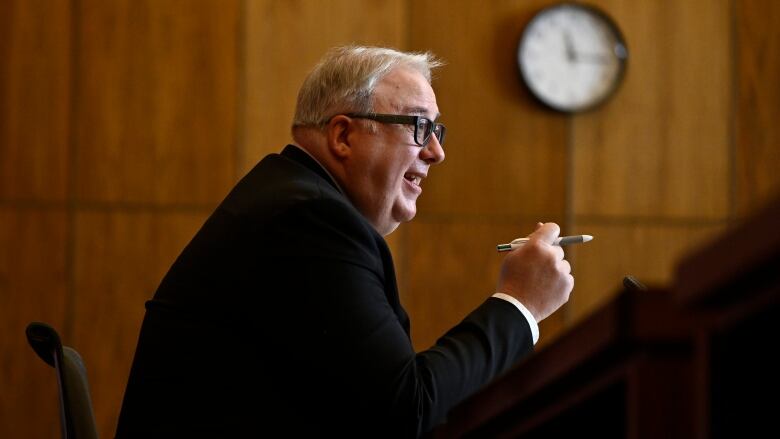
[
  {"xmin": 573, "ymin": 0, "xmax": 730, "ymax": 219},
  {"xmin": 404, "ymin": 218, "xmax": 569, "ymax": 351},
  {"xmin": 73, "ymin": 0, "xmax": 239, "ymax": 206},
  {"xmin": 567, "ymin": 221, "xmax": 724, "ymax": 324},
  {"xmin": 0, "ymin": 209, "xmax": 68, "ymax": 439},
  {"xmin": 0, "ymin": 0, "xmax": 70, "ymax": 201},
  {"xmin": 408, "ymin": 0, "xmax": 567, "ymax": 218},
  {"xmin": 242, "ymin": 0, "xmax": 407, "ymax": 173},
  {"xmin": 735, "ymin": 0, "xmax": 780, "ymax": 217},
  {"xmin": 72, "ymin": 210, "xmax": 207, "ymax": 437},
  {"xmin": 2, "ymin": 0, "xmax": 779, "ymax": 436},
  {"xmin": 404, "ymin": 0, "xmax": 569, "ymax": 351}
]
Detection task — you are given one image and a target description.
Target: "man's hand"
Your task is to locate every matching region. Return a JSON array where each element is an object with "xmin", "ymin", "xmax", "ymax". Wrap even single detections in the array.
[{"xmin": 496, "ymin": 222, "xmax": 574, "ymax": 322}]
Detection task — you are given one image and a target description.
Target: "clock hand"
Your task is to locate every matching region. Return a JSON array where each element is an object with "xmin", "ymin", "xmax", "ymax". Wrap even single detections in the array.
[
  {"xmin": 575, "ymin": 53, "xmax": 611, "ymax": 64},
  {"xmin": 563, "ymin": 30, "xmax": 577, "ymax": 62}
]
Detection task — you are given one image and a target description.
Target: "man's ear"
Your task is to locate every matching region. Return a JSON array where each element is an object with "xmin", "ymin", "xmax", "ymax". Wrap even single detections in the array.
[{"xmin": 325, "ymin": 115, "xmax": 353, "ymax": 159}]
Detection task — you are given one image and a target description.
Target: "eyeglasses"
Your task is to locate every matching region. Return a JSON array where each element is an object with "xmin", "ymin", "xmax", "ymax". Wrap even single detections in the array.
[{"xmin": 345, "ymin": 113, "xmax": 446, "ymax": 147}]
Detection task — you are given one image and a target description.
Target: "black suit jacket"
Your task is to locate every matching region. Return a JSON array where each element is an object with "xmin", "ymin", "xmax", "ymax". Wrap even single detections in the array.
[{"xmin": 115, "ymin": 145, "xmax": 534, "ymax": 438}]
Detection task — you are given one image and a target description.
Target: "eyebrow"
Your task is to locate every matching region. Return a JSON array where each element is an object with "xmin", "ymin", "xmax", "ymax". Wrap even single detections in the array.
[{"xmin": 402, "ymin": 106, "xmax": 441, "ymax": 120}]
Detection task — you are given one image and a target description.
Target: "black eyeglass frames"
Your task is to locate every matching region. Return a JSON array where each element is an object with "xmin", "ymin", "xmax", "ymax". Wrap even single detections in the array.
[{"xmin": 345, "ymin": 113, "xmax": 446, "ymax": 147}]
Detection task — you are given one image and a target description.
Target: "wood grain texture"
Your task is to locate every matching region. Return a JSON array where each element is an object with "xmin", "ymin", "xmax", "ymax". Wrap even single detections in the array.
[
  {"xmin": 403, "ymin": 217, "xmax": 566, "ymax": 351},
  {"xmin": 242, "ymin": 0, "xmax": 406, "ymax": 173},
  {"xmin": 71, "ymin": 210, "xmax": 207, "ymax": 438},
  {"xmin": 573, "ymin": 0, "xmax": 731, "ymax": 219},
  {"xmin": 0, "ymin": 0, "xmax": 70, "ymax": 202},
  {"xmin": 566, "ymin": 221, "xmax": 724, "ymax": 325},
  {"xmin": 408, "ymin": 0, "xmax": 568, "ymax": 218},
  {"xmin": 0, "ymin": 208, "xmax": 68, "ymax": 439},
  {"xmin": 73, "ymin": 0, "xmax": 239, "ymax": 206},
  {"xmin": 735, "ymin": 0, "xmax": 780, "ymax": 217},
  {"xmin": 4, "ymin": 1, "xmax": 779, "ymax": 435}
]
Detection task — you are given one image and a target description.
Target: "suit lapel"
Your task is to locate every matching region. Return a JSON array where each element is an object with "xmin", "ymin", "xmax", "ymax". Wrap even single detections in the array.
[{"xmin": 376, "ymin": 237, "xmax": 411, "ymax": 337}]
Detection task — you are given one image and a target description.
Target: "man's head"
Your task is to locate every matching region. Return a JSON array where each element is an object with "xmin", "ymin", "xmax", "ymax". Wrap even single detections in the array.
[{"xmin": 292, "ymin": 46, "xmax": 446, "ymax": 236}]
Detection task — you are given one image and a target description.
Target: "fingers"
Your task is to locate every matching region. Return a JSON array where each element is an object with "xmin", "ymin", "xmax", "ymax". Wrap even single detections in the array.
[
  {"xmin": 528, "ymin": 222, "xmax": 561, "ymax": 245},
  {"xmin": 552, "ymin": 245, "xmax": 565, "ymax": 261},
  {"xmin": 558, "ymin": 258, "xmax": 571, "ymax": 275},
  {"xmin": 498, "ymin": 222, "xmax": 575, "ymax": 322}
]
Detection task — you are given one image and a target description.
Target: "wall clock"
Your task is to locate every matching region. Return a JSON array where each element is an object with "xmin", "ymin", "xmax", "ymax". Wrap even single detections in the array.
[{"xmin": 517, "ymin": 2, "xmax": 628, "ymax": 113}]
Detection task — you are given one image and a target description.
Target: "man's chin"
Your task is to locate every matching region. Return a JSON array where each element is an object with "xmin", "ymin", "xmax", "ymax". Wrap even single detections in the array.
[
  {"xmin": 393, "ymin": 204, "xmax": 417, "ymax": 224},
  {"xmin": 382, "ymin": 223, "xmax": 401, "ymax": 236}
]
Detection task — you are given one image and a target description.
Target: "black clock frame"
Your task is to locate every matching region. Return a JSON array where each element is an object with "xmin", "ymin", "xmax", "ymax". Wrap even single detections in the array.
[{"xmin": 516, "ymin": 2, "xmax": 629, "ymax": 113}]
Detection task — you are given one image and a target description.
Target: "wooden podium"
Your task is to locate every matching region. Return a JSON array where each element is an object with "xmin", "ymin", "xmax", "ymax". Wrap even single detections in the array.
[{"xmin": 431, "ymin": 197, "xmax": 780, "ymax": 438}]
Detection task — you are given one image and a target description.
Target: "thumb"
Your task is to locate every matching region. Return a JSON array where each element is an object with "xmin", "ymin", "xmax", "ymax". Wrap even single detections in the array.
[{"xmin": 529, "ymin": 222, "xmax": 560, "ymax": 244}]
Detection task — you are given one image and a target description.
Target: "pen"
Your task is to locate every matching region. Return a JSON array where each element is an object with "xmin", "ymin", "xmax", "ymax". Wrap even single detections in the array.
[{"xmin": 496, "ymin": 235, "xmax": 593, "ymax": 252}]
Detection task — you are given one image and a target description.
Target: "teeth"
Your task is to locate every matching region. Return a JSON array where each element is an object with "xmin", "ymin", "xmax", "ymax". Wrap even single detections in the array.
[{"xmin": 405, "ymin": 174, "xmax": 421, "ymax": 186}]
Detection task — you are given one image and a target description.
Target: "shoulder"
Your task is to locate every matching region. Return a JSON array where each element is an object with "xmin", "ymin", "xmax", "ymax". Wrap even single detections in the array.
[
  {"xmin": 220, "ymin": 151, "xmax": 345, "ymax": 218},
  {"xmin": 215, "ymin": 151, "xmax": 387, "ymax": 270},
  {"xmin": 269, "ymin": 195, "xmax": 385, "ymax": 270}
]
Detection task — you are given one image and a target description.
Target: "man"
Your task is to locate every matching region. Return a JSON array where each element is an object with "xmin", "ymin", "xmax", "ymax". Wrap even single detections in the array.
[{"xmin": 115, "ymin": 46, "xmax": 572, "ymax": 438}]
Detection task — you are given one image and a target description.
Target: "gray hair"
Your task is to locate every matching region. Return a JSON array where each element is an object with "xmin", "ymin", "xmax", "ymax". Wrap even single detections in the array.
[{"xmin": 292, "ymin": 46, "xmax": 443, "ymax": 129}]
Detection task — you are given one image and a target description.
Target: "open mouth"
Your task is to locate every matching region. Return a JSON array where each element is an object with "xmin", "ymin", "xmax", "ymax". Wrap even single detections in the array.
[{"xmin": 404, "ymin": 173, "xmax": 421, "ymax": 186}]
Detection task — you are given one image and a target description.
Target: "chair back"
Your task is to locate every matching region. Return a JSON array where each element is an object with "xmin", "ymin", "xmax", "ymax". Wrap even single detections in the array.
[{"xmin": 26, "ymin": 322, "xmax": 99, "ymax": 439}]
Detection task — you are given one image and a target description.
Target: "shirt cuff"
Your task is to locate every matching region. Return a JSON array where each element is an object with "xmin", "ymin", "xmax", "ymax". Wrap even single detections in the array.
[{"xmin": 491, "ymin": 292, "xmax": 540, "ymax": 345}]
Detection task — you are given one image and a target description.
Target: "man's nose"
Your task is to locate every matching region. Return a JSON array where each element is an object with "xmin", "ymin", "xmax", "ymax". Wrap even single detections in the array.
[{"xmin": 420, "ymin": 135, "xmax": 445, "ymax": 164}]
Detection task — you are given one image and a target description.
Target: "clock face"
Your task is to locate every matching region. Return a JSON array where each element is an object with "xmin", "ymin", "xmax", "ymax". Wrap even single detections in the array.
[{"xmin": 517, "ymin": 3, "xmax": 628, "ymax": 112}]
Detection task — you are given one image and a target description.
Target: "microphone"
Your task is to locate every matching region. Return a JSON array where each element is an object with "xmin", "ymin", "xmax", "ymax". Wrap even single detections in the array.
[{"xmin": 623, "ymin": 275, "xmax": 648, "ymax": 292}]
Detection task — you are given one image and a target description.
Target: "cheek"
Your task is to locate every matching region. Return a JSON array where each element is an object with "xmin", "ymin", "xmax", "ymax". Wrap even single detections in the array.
[
  {"xmin": 360, "ymin": 141, "xmax": 418, "ymax": 195},
  {"xmin": 389, "ymin": 165, "xmax": 412, "ymax": 193},
  {"xmin": 376, "ymin": 155, "xmax": 413, "ymax": 188}
]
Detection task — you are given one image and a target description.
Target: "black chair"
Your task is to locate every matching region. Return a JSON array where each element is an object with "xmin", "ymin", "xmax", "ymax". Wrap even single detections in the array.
[{"xmin": 26, "ymin": 322, "xmax": 99, "ymax": 439}]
